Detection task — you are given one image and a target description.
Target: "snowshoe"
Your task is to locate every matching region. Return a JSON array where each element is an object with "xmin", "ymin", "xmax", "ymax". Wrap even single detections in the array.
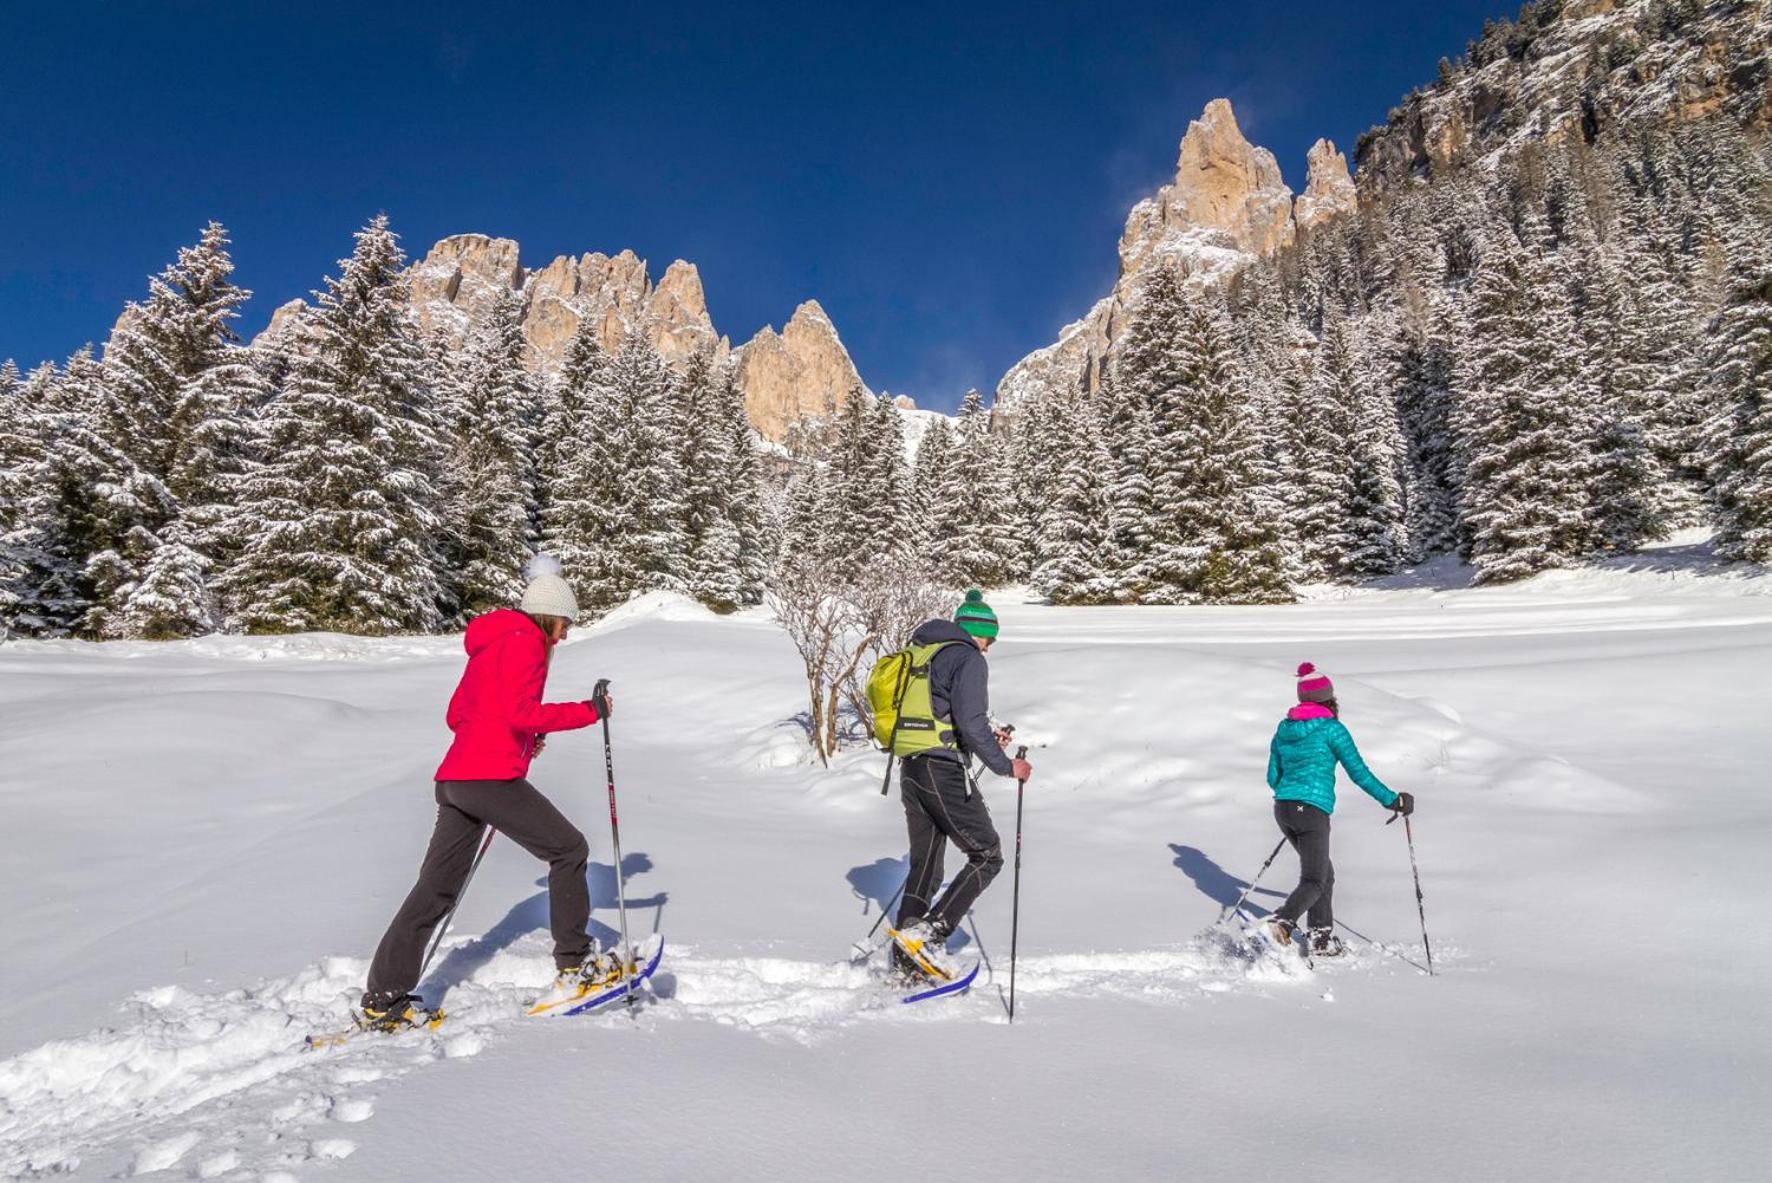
[
  {"xmin": 1265, "ymin": 917, "xmax": 1296, "ymax": 948},
  {"xmin": 306, "ymin": 994, "xmax": 444, "ymax": 1050},
  {"xmin": 887, "ymin": 919, "xmax": 954, "ymax": 981},
  {"xmin": 525, "ymin": 947, "xmax": 629, "ymax": 1016},
  {"xmin": 1309, "ymin": 928, "xmax": 1347, "ymax": 958},
  {"xmin": 359, "ymin": 993, "xmax": 444, "ymax": 1034}
]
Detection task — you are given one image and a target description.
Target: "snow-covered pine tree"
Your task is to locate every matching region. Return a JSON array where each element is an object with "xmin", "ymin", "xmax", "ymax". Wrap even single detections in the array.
[
  {"xmin": 436, "ymin": 285, "xmax": 538, "ymax": 620},
  {"xmin": 539, "ymin": 316, "xmax": 619, "ymax": 597},
  {"xmin": 1115, "ymin": 266, "xmax": 1194, "ymax": 600},
  {"xmin": 1612, "ymin": 162, "xmax": 1705, "ymax": 522},
  {"xmin": 0, "ymin": 360, "xmax": 34, "ymax": 632},
  {"xmin": 1006, "ymin": 385, "xmax": 1066, "ymax": 582},
  {"xmin": 597, "ymin": 327, "xmax": 688, "ymax": 602},
  {"xmin": 100, "ymin": 222, "xmax": 263, "ymax": 637},
  {"xmin": 1132, "ymin": 271, "xmax": 1289, "ymax": 602},
  {"xmin": 4, "ymin": 355, "xmax": 128, "ymax": 635},
  {"xmin": 939, "ymin": 390, "xmax": 1015, "ymax": 588},
  {"xmin": 717, "ymin": 363, "xmax": 769, "ymax": 605},
  {"xmin": 1568, "ymin": 221, "xmax": 1667, "ymax": 554},
  {"xmin": 55, "ymin": 346, "xmax": 168, "ymax": 637},
  {"xmin": 1098, "ymin": 371, "xmax": 1155, "ymax": 600},
  {"xmin": 1342, "ymin": 314, "xmax": 1408, "ymax": 577},
  {"xmin": 1392, "ymin": 298, "xmax": 1462, "ymax": 560},
  {"xmin": 1032, "ymin": 391, "xmax": 1117, "ymax": 604},
  {"xmin": 816, "ymin": 386, "xmax": 912, "ymax": 578},
  {"xmin": 1287, "ymin": 321, "xmax": 1356, "ymax": 580},
  {"xmin": 219, "ymin": 215, "xmax": 447, "ymax": 634},
  {"xmin": 909, "ymin": 415, "xmax": 957, "ymax": 556},
  {"xmin": 773, "ymin": 454, "xmax": 834, "ymax": 586},
  {"xmin": 867, "ymin": 391, "xmax": 911, "ymax": 547},
  {"xmin": 1704, "ymin": 248, "xmax": 1772, "ymax": 563},
  {"xmin": 114, "ymin": 514, "xmax": 213, "ymax": 639},
  {"xmin": 1451, "ymin": 211, "xmax": 1591, "ymax": 583},
  {"xmin": 676, "ymin": 350, "xmax": 745, "ymax": 611}
]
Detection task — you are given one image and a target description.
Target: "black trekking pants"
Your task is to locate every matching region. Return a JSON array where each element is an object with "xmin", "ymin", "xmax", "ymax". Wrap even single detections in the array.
[
  {"xmin": 365, "ymin": 778, "xmax": 590, "ymax": 1003},
  {"xmin": 896, "ymin": 755, "xmax": 1004, "ymax": 935},
  {"xmin": 1273, "ymin": 800, "xmax": 1334, "ymax": 931}
]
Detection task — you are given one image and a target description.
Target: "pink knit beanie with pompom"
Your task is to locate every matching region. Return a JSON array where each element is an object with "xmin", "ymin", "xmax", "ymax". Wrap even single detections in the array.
[{"xmin": 1296, "ymin": 662, "xmax": 1335, "ymax": 704}]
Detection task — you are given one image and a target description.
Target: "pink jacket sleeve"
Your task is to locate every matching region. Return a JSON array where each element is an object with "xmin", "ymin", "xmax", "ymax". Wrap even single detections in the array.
[{"xmin": 497, "ymin": 631, "xmax": 598, "ymax": 735}]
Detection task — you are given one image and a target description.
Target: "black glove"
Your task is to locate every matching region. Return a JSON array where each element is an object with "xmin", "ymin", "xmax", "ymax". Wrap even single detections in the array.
[
  {"xmin": 1391, "ymin": 791, "xmax": 1415, "ymax": 817},
  {"xmin": 589, "ymin": 682, "xmax": 612, "ymax": 720}
]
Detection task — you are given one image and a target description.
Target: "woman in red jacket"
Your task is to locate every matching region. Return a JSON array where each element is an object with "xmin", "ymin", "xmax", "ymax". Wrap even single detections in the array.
[{"xmin": 361, "ymin": 558, "xmax": 612, "ymax": 1028}]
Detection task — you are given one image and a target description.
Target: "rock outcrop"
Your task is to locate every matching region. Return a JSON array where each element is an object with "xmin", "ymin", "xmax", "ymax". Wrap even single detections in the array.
[
  {"xmin": 407, "ymin": 234, "xmax": 522, "ymax": 349},
  {"xmin": 996, "ymin": 98, "xmax": 1316, "ymax": 418},
  {"xmin": 1294, "ymin": 139, "xmax": 1358, "ymax": 233},
  {"xmin": 256, "ymin": 233, "xmax": 875, "ymax": 440},
  {"xmin": 406, "ymin": 236, "xmax": 728, "ymax": 371},
  {"xmin": 732, "ymin": 300, "xmax": 871, "ymax": 440},
  {"xmin": 1351, "ymin": 0, "xmax": 1768, "ymax": 200},
  {"xmin": 1118, "ymin": 98, "xmax": 1296, "ymax": 283}
]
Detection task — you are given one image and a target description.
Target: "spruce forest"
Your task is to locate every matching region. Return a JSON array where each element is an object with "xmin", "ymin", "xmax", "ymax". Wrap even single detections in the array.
[{"xmin": 2, "ymin": 0, "xmax": 1768, "ymax": 639}]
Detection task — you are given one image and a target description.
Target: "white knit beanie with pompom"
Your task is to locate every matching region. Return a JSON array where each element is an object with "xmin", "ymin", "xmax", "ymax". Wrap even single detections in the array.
[{"xmin": 519, "ymin": 554, "xmax": 580, "ymax": 622}]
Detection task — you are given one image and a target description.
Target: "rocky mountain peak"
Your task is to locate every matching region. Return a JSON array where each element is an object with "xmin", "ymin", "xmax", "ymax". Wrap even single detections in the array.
[
  {"xmin": 1000, "ymin": 98, "xmax": 1310, "ymax": 418},
  {"xmin": 1118, "ymin": 98, "xmax": 1296, "ymax": 286},
  {"xmin": 1295, "ymin": 138, "xmax": 1358, "ymax": 232},
  {"xmin": 735, "ymin": 299, "xmax": 871, "ymax": 440}
]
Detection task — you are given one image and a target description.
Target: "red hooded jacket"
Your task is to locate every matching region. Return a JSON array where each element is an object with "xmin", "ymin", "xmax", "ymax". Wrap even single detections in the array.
[{"xmin": 434, "ymin": 609, "xmax": 599, "ymax": 782}]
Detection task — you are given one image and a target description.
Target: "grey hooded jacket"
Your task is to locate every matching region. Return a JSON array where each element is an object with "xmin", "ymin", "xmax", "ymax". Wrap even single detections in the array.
[{"xmin": 906, "ymin": 619, "xmax": 1014, "ymax": 777}]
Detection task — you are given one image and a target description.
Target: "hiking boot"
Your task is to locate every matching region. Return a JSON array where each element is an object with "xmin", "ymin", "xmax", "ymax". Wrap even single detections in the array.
[
  {"xmin": 527, "ymin": 949, "xmax": 623, "ymax": 1013},
  {"xmin": 890, "ymin": 918, "xmax": 954, "ymax": 979},
  {"xmin": 358, "ymin": 992, "xmax": 438, "ymax": 1033},
  {"xmin": 1265, "ymin": 917, "xmax": 1296, "ymax": 947},
  {"xmin": 1309, "ymin": 928, "xmax": 1346, "ymax": 958}
]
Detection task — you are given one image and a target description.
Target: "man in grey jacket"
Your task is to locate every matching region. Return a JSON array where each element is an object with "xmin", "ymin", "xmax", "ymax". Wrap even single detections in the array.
[{"xmin": 892, "ymin": 590, "xmax": 1033, "ymax": 976}]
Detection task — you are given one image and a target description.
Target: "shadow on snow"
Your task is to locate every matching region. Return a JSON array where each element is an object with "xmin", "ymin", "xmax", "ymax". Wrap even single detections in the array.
[{"xmin": 420, "ymin": 851, "xmax": 666, "ymax": 999}]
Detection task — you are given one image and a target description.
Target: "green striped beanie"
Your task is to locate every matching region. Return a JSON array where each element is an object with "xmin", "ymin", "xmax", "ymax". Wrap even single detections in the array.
[{"xmin": 954, "ymin": 589, "xmax": 999, "ymax": 639}]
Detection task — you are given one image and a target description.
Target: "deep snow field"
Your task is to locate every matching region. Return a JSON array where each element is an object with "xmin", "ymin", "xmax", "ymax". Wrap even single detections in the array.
[{"xmin": 3, "ymin": 542, "xmax": 1770, "ymax": 1182}]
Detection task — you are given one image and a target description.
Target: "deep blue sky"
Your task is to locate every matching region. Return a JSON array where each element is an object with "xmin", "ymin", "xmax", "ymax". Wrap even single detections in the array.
[{"xmin": 3, "ymin": 1, "xmax": 1511, "ymax": 410}]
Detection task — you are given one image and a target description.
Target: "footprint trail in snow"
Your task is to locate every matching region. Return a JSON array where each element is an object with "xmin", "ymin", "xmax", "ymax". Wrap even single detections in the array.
[{"xmin": 0, "ymin": 927, "xmax": 1424, "ymax": 1177}]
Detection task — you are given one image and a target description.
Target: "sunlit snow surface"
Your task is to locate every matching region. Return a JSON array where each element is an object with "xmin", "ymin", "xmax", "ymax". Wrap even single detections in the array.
[{"xmin": 2, "ymin": 542, "xmax": 1767, "ymax": 1180}]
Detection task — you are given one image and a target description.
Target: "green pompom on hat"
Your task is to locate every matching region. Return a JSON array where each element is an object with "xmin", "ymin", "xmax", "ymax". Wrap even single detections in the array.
[{"xmin": 954, "ymin": 589, "xmax": 999, "ymax": 639}]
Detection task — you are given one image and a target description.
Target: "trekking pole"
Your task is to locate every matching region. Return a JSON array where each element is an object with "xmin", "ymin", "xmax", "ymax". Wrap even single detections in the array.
[
  {"xmin": 1216, "ymin": 837, "xmax": 1288, "ymax": 926},
  {"xmin": 865, "ymin": 873, "xmax": 908, "ymax": 943},
  {"xmin": 414, "ymin": 825, "xmax": 496, "ymax": 988},
  {"xmin": 1008, "ymin": 744, "xmax": 1029, "ymax": 1024},
  {"xmin": 594, "ymin": 678, "xmax": 637, "ymax": 1001},
  {"xmin": 851, "ymin": 869, "xmax": 909, "ymax": 961},
  {"xmin": 1402, "ymin": 813, "xmax": 1434, "ymax": 976}
]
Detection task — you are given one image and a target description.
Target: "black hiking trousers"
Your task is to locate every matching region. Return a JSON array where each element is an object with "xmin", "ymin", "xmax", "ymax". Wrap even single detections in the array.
[
  {"xmin": 365, "ymin": 778, "xmax": 590, "ymax": 1006},
  {"xmin": 896, "ymin": 754, "xmax": 1004, "ymax": 936},
  {"xmin": 1273, "ymin": 800, "xmax": 1334, "ymax": 931}
]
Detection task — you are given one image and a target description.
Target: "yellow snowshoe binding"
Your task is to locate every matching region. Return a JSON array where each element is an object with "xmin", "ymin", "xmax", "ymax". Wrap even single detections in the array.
[
  {"xmin": 887, "ymin": 920, "xmax": 953, "ymax": 981},
  {"xmin": 359, "ymin": 993, "xmax": 444, "ymax": 1033}
]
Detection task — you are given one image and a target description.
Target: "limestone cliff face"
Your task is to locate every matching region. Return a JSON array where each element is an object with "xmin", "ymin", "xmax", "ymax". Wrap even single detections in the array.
[
  {"xmin": 407, "ymin": 234, "xmax": 522, "ymax": 349},
  {"xmin": 1351, "ymin": 0, "xmax": 1768, "ymax": 200},
  {"xmin": 408, "ymin": 236, "xmax": 727, "ymax": 371},
  {"xmin": 1118, "ymin": 98, "xmax": 1297, "ymax": 284},
  {"xmin": 1294, "ymin": 139, "xmax": 1358, "ymax": 233},
  {"xmin": 732, "ymin": 300, "xmax": 871, "ymax": 440},
  {"xmin": 256, "ymin": 233, "xmax": 877, "ymax": 441}
]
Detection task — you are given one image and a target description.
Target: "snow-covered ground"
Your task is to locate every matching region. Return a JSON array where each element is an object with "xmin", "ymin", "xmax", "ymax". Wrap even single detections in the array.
[{"xmin": 4, "ymin": 553, "xmax": 1770, "ymax": 1182}]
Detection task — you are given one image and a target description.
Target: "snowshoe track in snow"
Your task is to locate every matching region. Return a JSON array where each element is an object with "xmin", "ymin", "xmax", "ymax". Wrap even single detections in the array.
[{"xmin": 0, "ymin": 926, "xmax": 1434, "ymax": 1176}]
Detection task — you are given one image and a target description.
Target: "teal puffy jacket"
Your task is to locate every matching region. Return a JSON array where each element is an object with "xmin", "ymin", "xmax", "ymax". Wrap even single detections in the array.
[{"xmin": 1266, "ymin": 708, "xmax": 1397, "ymax": 815}]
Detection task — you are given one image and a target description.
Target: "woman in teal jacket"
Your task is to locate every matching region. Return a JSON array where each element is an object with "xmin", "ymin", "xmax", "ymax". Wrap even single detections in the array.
[{"xmin": 1264, "ymin": 662, "xmax": 1413, "ymax": 956}]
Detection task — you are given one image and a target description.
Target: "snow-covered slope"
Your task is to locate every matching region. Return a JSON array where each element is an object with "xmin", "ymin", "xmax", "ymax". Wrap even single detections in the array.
[{"xmin": 3, "ymin": 566, "xmax": 1769, "ymax": 1180}]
